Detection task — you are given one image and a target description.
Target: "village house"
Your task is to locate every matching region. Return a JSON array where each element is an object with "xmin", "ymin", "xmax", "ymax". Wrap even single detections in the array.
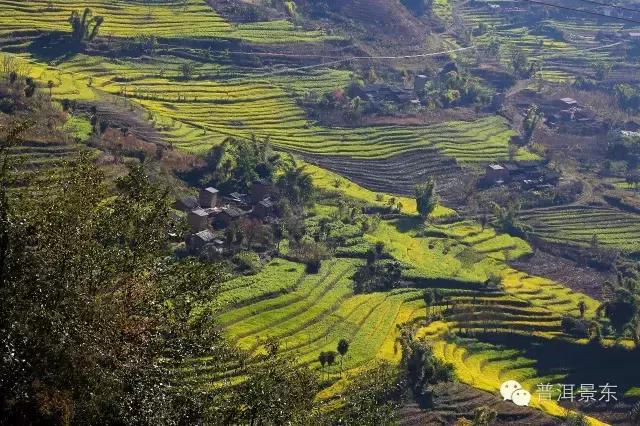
[
  {"xmin": 223, "ymin": 191, "xmax": 251, "ymax": 208},
  {"xmin": 556, "ymin": 97, "xmax": 579, "ymax": 109},
  {"xmin": 484, "ymin": 164, "xmax": 509, "ymax": 184},
  {"xmin": 187, "ymin": 208, "xmax": 209, "ymax": 232},
  {"xmin": 187, "ymin": 229, "xmax": 224, "ymax": 259},
  {"xmin": 253, "ymin": 197, "xmax": 275, "ymax": 219},
  {"xmin": 174, "ymin": 195, "xmax": 198, "ymax": 212},
  {"xmin": 352, "ymin": 84, "xmax": 413, "ymax": 105},
  {"xmin": 199, "ymin": 187, "xmax": 219, "ymax": 208},
  {"xmin": 214, "ymin": 205, "xmax": 250, "ymax": 228},
  {"xmin": 249, "ymin": 178, "xmax": 272, "ymax": 203}
]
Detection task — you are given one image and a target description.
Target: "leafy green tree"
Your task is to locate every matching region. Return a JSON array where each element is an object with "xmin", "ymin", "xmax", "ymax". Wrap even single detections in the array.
[
  {"xmin": 603, "ymin": 288, "xmax": 638, "ymax": 334},
  {"xmin": 68, "ymin": 8, "xmax": 104, "ymax": 44},
  {"xmin": 491, "ymin": 201, "xmax": 530, "ymax": 238},
  {"xmin": 180, "ymin": 62, "xmax": 196, "ymax": 80},
  {"xmin": 0, "ymin": 155, "xmax": 234, "ymax": 424},
  {"xmin": 218, "ymin": 350, "xmax": 320, "ymax": 425},
  {"xmin": 337, "ymin": 339, "xmax": 349, "ymax": 375},
  {"xmin": 523, "ymin": 104, "xmax": 542, "ymax": 144},
  {"xmin": 328, "ymin": 362, "xmax": 403, "ymax": 425},
  {"xmin": 592, "ymin": 60, "xmax": 612, "ymax": 81},
  {"xmin": 423, "ymin": 288, "xmax": 435, "ymax": 316},
  {"xmin": 578, "ymin": 300, "xmax": 587, "ymax": 318},
  {"xmin": 415, "ymin": 177, "xmax": 438, "ymax": 220},
  {"xmin": 397, "ymin": 335, "xmax": 454, "ymax": 407},
  {"xmin": 277, "ymin": 165, "xmax": 315, "ymax": 206},
  {"xmin": 510, "ymin": 46, "xmax": 530, "ymax": 77}
]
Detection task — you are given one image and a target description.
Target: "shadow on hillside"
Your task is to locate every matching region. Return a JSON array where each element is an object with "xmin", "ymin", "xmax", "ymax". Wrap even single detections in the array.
[
  {"xmin": 27, "ymin": 32, "xmax": 79, "ymax": 63},
  {"xmin": 393, "ymin": 216, "xmax": 423, "ymax": 233},
  {"xmin": 466, "ymin": 331, "xmax": 640, "ymax": 397}
]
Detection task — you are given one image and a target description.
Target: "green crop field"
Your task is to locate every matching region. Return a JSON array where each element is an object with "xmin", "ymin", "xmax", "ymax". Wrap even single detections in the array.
[
  {"xmin": 0, "ymin": 0, "xmax": 332, "ymax": 42},
  {"xmin": 521, "ymin": 205, "xmax": 640, "ymax": 253},
  {"xmin": 455, "ymin": 0, "xmax": 640, "ymax": 83}
]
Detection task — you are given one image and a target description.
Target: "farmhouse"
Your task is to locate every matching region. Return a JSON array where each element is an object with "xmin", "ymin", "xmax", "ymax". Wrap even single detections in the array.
[
  {"xmin": 215, "ymin": 205, "xmax": 250, "ymax": 228},
  {"xmin": 359, "ymin": 84, "xmax": 413, "ymax": 104},
  {"xmin": 199, "ymin": 187, "xmax": 219, "ymax": 208},
  {"xmin": 187, "ymin": 208, "xmax": 209, "ymax": 232},
  {"xmin": 253, "ymin": 197, "xmax": 275, "ymax": 219},
  {"xmin": 174, "ymin": 195, "xmax": 198, "ymax": 212},
  {"xmin": 250, "ymin": 178, "xmax": 273, "ymax": 203},
  {"xmin": 223, "ymin": 191, "xmax": 251, "ymax": 208},
  {"xmin": 187, "ymin": 230, "xmax": 224, "ymax": 259},
  {"xmin": 557, "ymin": 97, "xmax": 578, "ymax": 108},
  {"xmin": 485, "ymin": 164, "xmax": 509, "ymax": 184}
]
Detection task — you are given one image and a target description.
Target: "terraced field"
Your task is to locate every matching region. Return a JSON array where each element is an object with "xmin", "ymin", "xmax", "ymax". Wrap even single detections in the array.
[
  {"xmin": 456, "ymin": 1, "xmax": 640, "ymax": 82},
  {"xmin": 521, "ymin": 205, "xmax": 640, "ymax": 253},
  {"xmin": 300, "ymin": 148, "xmax": 464, "ymax": 202},
  {"xmin": 0, "ymin": 0, "xmax": 330, "ymax": 43},
  {"xmin": 3, "ymin": 2, "xmax": 637, "ymax": 423},
  {"xmin": 172, "ymin": 184, "xmax": 607, "ymax": 423}
]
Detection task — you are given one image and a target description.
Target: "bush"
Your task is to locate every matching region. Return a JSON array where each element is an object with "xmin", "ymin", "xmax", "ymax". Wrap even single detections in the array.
[
  {"xmin": 561, "ymin": 316, "xmax": 590, "ymax": 338},
  {"xmin": 232, "ymin": 251, "xmax": 262, "ymax": 275}
]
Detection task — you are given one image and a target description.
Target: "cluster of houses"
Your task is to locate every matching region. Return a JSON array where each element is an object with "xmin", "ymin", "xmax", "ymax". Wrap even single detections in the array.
[
  {"xmin": 173, "ymin": 179, "xmax": 276, "ymax": 258},
  {"xmin": 485, "ymin": 2, "xmax": 527, "ymax": 14},
  {"xmin": 517, "ymin": 97, "xmax": 606, "ymax": 135},
  {"xmin": 348, "ymin": 73, "xmax": 434, "ymax": 109},
  {"xmin": 482, "ymin": 160, "xmax": 560, "ymax": 189}
]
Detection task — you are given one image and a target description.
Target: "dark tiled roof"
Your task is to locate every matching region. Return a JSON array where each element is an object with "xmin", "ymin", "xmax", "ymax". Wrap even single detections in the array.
[
  {"xmin": 190, "ymin": 208, "xmax": 208, "ymax": 217},
  {"xmin": 178, "ymin": 196, "xmax": 198, "ymax": 209},
  {"xmin": 194, "ymin": 230, "xmax": 215, "ymax": 242},
  {"xmin": 223, "ymin": 206, "xmax": 249, "ymax": 218}
]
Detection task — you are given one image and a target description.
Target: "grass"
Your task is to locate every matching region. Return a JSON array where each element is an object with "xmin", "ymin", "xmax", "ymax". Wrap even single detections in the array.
[{"xmin": 62, "ymin": 115, "xmax": 92, "ymax": 141}]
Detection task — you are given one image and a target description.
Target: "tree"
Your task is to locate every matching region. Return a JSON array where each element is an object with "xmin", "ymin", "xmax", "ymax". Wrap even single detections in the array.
[
  {"xmin": 423, "ymin": 288, "xmax": 435, "ymax": 317},
  {"xmin": 0, "ymin": 155, "xmax": 235, "ymax": 424},
  {"xmin": 491, "ymin": 201, "xmax": 530, "ymax": 238},
  {"xmin": 397, "ymin": 335, "xmax": 453, "ymax": 406},
  {"xmin": 511, "ymin": 46, "xmax": 530, "ymax": 77},
  {"xmin": 400, "ymin": 0, "xmax": 434, "ymax": 16},
  {"xmin": 415, "ymin": 177, "xmax": 438, "ymax": 220},
  {"xmin": 592, "ymin": 60, "xmax": 612, "ymax": 81},
  {"xmin": 578, "ymin": 300, "xmax": 587, "ymax": 318},
  {"xmin": 221, "ymin": 350, "xmax": 319, "ymax": 425},
  {"xmin": 337, "ymin": 339, "xmax": 349, "ymax": 376},
  {"xmin": 180, "ymin": 62, "xmax": 196, "ymax": 80},
  {"xmin": 328, "ymin": 362, "xmax": 402, "ymax": 425},
  {"xmin": 68, "ymin": 8, "xmax": 104, "ymax": 45},
  {"xmin": 47, "ymin": 80, "xmax": 54, "ymax": 97},
  {"xmin": 277, "ymin": 165, "xmax": 315, "ymax": 206},
  {"xmin": 523, "ymin": 104, "xmax": 542, "ymax": 145},
  {"xmin": 603, "ymin": 288, "xmax": 638, "ymax": 334}
]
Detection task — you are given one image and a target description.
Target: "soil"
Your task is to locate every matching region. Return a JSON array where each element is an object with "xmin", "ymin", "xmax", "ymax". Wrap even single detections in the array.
[
  {"xmin": 299, "ymin": 148, "xmax": 468, "ymax": 205},
  {"xmin": 510, "ymin": 249, "xmax": 615, "ymax": 301},
  {"xmin": 399, "ymin": 382, "xmax": 561, "ymax": 425}
]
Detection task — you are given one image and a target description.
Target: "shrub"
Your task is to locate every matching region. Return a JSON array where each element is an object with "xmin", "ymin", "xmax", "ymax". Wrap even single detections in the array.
[
  {"xmin": 561, "ymin": 316, "xmax": 590, "ymax": 338},
  {"xmin": 232, "ymin": 251, "xmax": 262, "ymax": 275}
]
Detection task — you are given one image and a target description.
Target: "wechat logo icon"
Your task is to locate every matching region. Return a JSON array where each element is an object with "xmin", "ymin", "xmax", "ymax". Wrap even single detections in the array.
[{"xmin": 500, "ymin": 380, "xmax": 532, "ymax": 407}]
